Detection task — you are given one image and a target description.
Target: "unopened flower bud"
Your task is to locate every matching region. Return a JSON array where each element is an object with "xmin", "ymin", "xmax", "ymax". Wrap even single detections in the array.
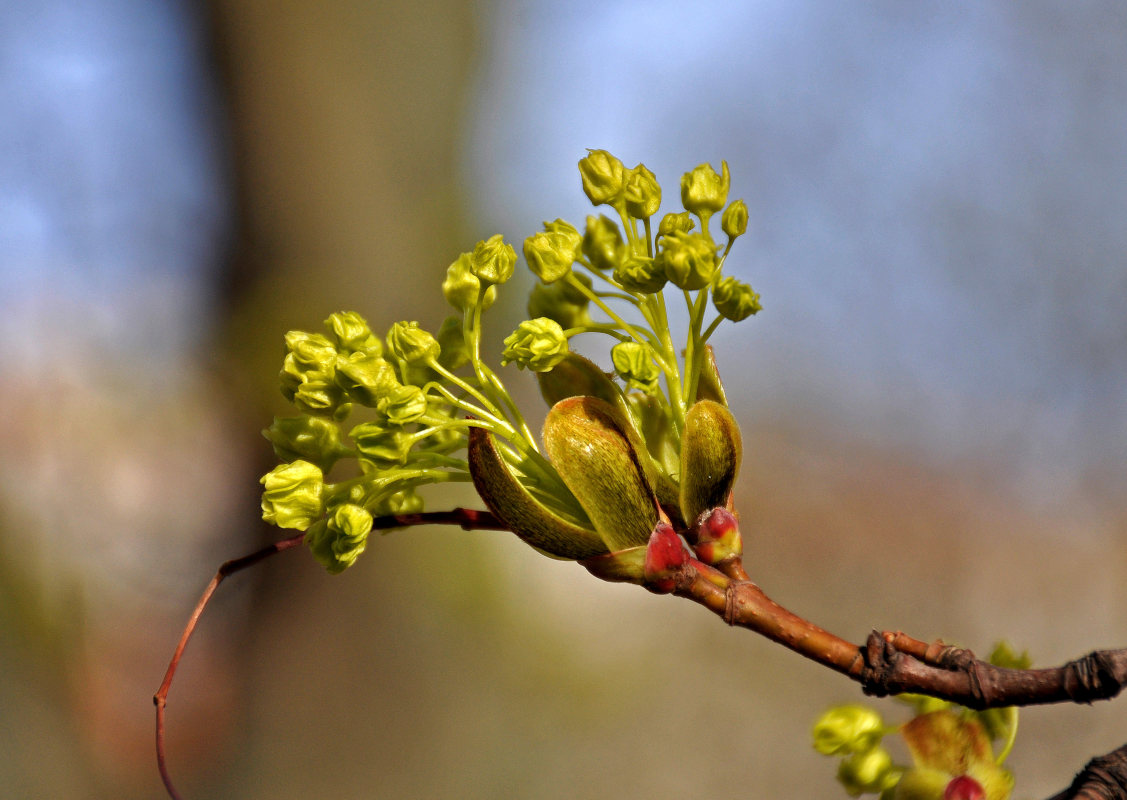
[
  {"xmin": 657, "ymin": 211, "xmax": 694, "ymax": 238},
  {"xmin": 837, "ymin": 747, "xmax": 896, "ymax": 797},
  {"xmin": 386, "ymin": 321, "xmax": 440, "ymax": 366},
  {"xmin": 324, "ymin": 311, "xmax": 381, "ymax": 354},
  {"xmin": 712, "ymin": 276, "xmax": 762, "ymax": 321},
  {"xmin": 379, "ymin": 486, "xmax": 424, "ymax": 516},
  {"xmin": 945, "ymin": 776, "xmax": 985, "ymax": 800},
  {"xmin": 293, "ymin": 375, "xmax": 346, "ymax": 418},
  {"xmin": 260, "ymin": 460, "xmax": 324, "ymax": 530},
  {"xmin": 280, "ymin": 331, "xmax": 338, "ymax": 401},
  {"xmin": 284, "ymin": 330, "xmax": 337, "ymax": 371},
  {"xmin": 263, "ymin": 415, "xmax": 344, "ymax": 473},
  {"xmin": 721, "ymin": 199, "xmax": 748, "ymax": 239},
  {"xmin": 623, "ymin": 163, "xmax": 661, "ymax": 219},
  {"xmin": 335, "ymin": 351, "xmax": 400, "ymax": 406},
  {"xmin": 305, "ymin": 502, "xmax": 372, "ymax": 574},
  {"xmin": 351, "ymin": 420, "xmax": 412, "ymax": 469},
  {"xmin": 812, "ymin": 705, "xmax": 886, "ymax": 756},
  {"xmin": 656, "ymin": 230, "xmax": 718, "ymax": 291},
  {"xmin": 613, "ymin": 254, "xmax": 667, "ymax": 294},
  {"xmin": 693, "ymin": 507, "xmax": 742, "ymax": 567},
  {"xmin": 524, "ymin": 219, "xmax": 582, "ymax": 283},
  {"xmin": 381, "ymin": 384, "xmax": 428, "ymax": 425},
  {"xmin": 502, "ymin": 317, "xmax": 569, "ymax": 372},
  {"xmin": 582, "ymin": 214, "xmax": 626, "ymax": 271},
  {"xmin": 680, "ymin": 160, "xmax": 730, "ymax": 217},
  {"xmin": 443, "ymin": 251, "xmax": 497, "ymax": 311},
  {"xmin": 643, "ymin": 522, "xmax": 687, "ymax": 593},
  {"xmin": 469, "ymin": 234, "xmax": 517, "ymax": 286},
  {"xmin": 578, "ymin": 149, "xmax": 625, "ymax": 207},
  {"xmin": 611, "ymin": 341, "xmax": 660, "ymax": 391}
]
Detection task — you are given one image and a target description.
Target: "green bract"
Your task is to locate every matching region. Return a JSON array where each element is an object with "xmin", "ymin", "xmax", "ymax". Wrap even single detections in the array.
[{"xmin": 261, "ymin": 151, "xmax": 763, "ymax": 573}]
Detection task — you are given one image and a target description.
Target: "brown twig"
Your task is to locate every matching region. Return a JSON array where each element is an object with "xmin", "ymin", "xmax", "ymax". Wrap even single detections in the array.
[
  {"xmin": 1045, "ymin": 742, "xmax": 1127, "ymax": 800},
  {"xmin": 667, "ymin": 557, "xmax": 1127, "ymax": 710},
  {"xmin": 153, "ymin": 508, "xmax": 506, "ymax": 800}
]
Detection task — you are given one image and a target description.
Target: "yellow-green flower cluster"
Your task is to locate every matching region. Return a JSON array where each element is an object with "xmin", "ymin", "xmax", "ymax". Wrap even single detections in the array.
[
  {"xmin": 812, "ymin": 644, "xmax": 1027, "ymax": 800},
  {"xmin": 260, "ymin": 151, "xmax": 763, "ymax": 573}
]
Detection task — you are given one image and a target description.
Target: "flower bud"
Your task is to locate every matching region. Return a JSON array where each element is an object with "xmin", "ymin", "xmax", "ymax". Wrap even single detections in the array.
[
  {"xmin": 305, "ymin": 502, "xmax": 372, "ymax": 574},
  {"xmin": 611, "ymin": 341, "xmax": 660, "ymax": 391},
  {"xmin": 335, "ymin": 351, "xmax": 400, "ymax": 406},
  {"xmin": 293, "ymin": 375, "xmax": 347, "ymax": 418},
  {"xmin": 524, "ymin": 219, "xmax": 582, "ymax": 283},
  {"xmin": 623, "ymin": 162, "xmax": 661, "ymax": 219},
  {"xmin": 280, "ymin": 331, "xmax": 338, "ymax": 402},
  {"xmin": 656, "ymin": 230, "xmax": 718, "ymax": 291},
  {"xmin": 895, "ymin": 767, "xmax": 956, "ymax": 800},
  {"xmin": 381, "ymin": 384, "xmax": 428, "ymax": 425},
  {"xmin": 657, "ymin": 211, "xmax": 694, "ymax": 238},
  {"xmin": 712, "ymin": 276, "xmax": 762, "ymax": 321},
  {"xmin": 324, "ymin": 311, "xmax": 381, "ymax": 354},
  {"xmin": 693, "ymin": 507, "xmax": 742, "ymax": 567},
  {"xmin": 680, "ymin": 160, "xmax": 730, "ymax": 217},
  {"xmin": 582, "ymin": 214, "xmax": 626, "ymax": 271},
  {"xmin": 350, "ymin": 420, "xmax": 412, "ymax": 468},
  {"xmin": 944, "ymin": 776, "xmax": 985, "ymax": 800},
  {"xmin": 435, "ymin": 315, "xmax": 469, "ymax": 370},
  {"xmin": 386, "ymin": 486, "xmax": 425, "ymax": 515},
  {"xmin": 812, "ymin": 705, "xmax": 886, "ymax": 756},
  {"xmin": 643, "ymin": 522, "xmax": 687, "ymax": 593},
  {"xmin": 263, "ymin": 415, "xmax": 344, "ymax": 473},
  {"xmin": 386, "ymin": 321, "xmax": 440, "ymax": 366},
  {"xmin": 502, "ymin": 318, "xmax": 569, "ymax": 372},
  {"xmin": 721, "ymin": 199, "xmax": 748, "ymax": 239},
  {"xmin": 260, "ymin": 460, "xmax": 324, "ymax": 530},
  {"xmin": 443, "ymin": 251, "xmax": 497, "ymax": 311},
  {"xmin": 837, "ymin": 747, "xmax": 896, "ymax": 797},
  {"xmin": 469, "ymin": 234, "xmax": 517, "ymax": 286},
  {"xmin": 284, "ymin": 330, "xmax": 337, "ymax": 371},
  {"xmin": 527, "ymin": 276, "xmax": 593, "ymax": 330},
  {"xmin": 613, "ymin": 254, "xmax": 667, "ymax": 294},
  {"xmin": 578, "ymin": 149, "xmax": 625, "ymax": 207}
]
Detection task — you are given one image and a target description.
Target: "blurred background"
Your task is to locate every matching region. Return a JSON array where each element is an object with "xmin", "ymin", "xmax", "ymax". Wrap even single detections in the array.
[{"xmin": 1, "ymin": 1, "xmax": 1126, "ymax": 797}]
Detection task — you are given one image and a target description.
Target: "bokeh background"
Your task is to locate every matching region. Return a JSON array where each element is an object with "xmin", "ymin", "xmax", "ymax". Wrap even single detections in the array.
[{"xmin": 2, "ymin": 1, "xmax": 1126, "ymax": 797}]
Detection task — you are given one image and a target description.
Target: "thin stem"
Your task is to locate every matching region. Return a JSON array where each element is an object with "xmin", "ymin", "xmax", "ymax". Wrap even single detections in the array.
[
  {"xmin": 154, "ymin": 533, "xmax": 306, "ymax": 800},
  {"xmin": 154, "ymin": 509, "xmax": 508, "ymax": 800}
]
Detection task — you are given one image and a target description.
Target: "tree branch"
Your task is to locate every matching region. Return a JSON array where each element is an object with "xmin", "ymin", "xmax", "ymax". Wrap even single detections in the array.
[{"xmin": 1045, "ymin": 742, "xmax": 1127, "ymax": 800}]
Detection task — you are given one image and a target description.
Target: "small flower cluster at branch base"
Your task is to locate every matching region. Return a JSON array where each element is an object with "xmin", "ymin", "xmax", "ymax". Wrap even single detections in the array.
[
  {"xmin": 811, "ymin": 643, "xmax": 1030, "ymax": 800},
  {"xmin": 261, "ymin": 151, "xmax": 762, "ymax": 573}
]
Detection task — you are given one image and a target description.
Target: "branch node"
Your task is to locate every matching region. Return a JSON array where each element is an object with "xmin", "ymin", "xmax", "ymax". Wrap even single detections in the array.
[{"xmin": 1064, "ymin": 651, "xmax": 1124, "ymax": 704}]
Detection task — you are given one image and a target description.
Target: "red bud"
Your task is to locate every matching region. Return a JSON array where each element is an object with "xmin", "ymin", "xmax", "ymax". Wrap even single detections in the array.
[
  {"xmin": 644, "ymin": 523, "xmax": 687, "ymax": 592},
  {"xmin": 944, "ymin": 775, "xmax": 985, "ymax": 800}
]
